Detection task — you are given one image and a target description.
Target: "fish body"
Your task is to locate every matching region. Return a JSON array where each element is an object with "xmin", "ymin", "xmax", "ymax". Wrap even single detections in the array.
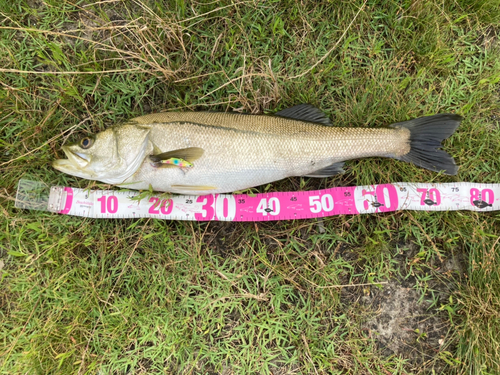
[{"xmin": 52, "ymin": 104, "xmax": 462, "ymax": 195}]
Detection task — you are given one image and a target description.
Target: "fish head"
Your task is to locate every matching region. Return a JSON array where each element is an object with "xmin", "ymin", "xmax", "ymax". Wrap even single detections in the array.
[{"xmin": 52, "ymin": 125, "xmax": 151, "ymax": 184}]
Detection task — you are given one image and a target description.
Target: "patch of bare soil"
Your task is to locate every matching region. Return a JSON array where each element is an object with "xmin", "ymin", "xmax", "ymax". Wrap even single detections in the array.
[{"xmin": 342, "ymin": 242, "xmax": 466, "ymax": 373}]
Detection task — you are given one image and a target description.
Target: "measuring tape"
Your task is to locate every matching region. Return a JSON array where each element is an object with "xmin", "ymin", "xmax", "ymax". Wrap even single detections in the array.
[{"xmin": 17, "ymin": 181, "xmax": 497, "ymax": 221}]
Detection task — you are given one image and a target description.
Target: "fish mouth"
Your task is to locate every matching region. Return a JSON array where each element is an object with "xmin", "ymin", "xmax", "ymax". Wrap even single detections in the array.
[
  {"xmin": 52, "ymin": 146, "xmax": 91, "ymax": 176},
  {"xmin": 64, "ymin": 146, "xmax": 89, "ymax": 166}
]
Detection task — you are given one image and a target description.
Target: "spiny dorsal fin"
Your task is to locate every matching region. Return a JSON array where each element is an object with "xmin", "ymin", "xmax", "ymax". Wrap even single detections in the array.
[
  {"xmin": 303, "ymin": 161, "xmax": 345, "ymax": 177},
  {"xmin": 149, "ymin": 147, "xmax": 204, "ymax": 163},
  {"xmin": 275, "ymin": 104, "xmax": 332, "ymax": 126}
]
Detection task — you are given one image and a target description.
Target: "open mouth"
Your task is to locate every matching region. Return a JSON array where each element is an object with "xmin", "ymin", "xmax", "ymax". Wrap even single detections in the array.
[
  {"xmin": 62, "ymin": 146, "xmax": 89, "ymax": 167},
  {"xmin": 52, "ymin": 146, "xmax": 90, "ymax": 174}
]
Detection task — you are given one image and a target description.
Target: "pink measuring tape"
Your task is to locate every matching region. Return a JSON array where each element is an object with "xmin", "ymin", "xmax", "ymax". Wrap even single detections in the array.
[{"xmin": 39, "ymin": 182, "xmax": 499, "ymax": 221}]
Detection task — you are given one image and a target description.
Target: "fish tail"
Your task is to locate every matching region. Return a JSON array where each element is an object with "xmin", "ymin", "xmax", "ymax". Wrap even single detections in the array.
[{"xmin": 390, "ymin": 114, "xmax": 462, "ymax": 175}]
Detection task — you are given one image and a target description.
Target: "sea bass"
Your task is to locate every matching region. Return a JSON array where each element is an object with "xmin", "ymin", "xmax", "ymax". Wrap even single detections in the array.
[{"xmin": 52, "ymin": 104, "xmax": 462, "ymax": 195}]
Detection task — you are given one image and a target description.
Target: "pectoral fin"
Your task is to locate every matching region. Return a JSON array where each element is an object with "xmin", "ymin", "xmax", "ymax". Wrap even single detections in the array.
[{"xmin": 149, "ymin": 147, "xmax": 204, "ymax": 164}]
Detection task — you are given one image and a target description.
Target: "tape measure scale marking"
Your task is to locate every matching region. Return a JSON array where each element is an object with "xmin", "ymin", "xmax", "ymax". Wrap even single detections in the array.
[{"xmin": 43, "ymin": 182, "xmax": 499, "ymax": 221}]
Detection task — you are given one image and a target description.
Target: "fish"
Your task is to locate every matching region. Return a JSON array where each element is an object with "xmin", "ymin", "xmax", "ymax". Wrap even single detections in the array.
[
  {"xmin": 52, "ymin": 104, "xmax": 462, "ymax": 195},
  {"xmin": 423, "ymin": 199, "xmax": 437, "ymax": 206},
  {"xmin": 472, "ymin": 200, "xmax": 492, "ymax": 209}
]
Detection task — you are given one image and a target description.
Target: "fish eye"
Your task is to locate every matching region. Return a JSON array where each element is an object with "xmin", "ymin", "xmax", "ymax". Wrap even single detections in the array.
[{"xmin": 80, "ymin": 137, "xmax": 93, "ymax": 149}]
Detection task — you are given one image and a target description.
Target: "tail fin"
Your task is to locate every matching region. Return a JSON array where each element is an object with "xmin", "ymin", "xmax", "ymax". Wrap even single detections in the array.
[{"xmin": 390, "ymin": 114, "xmax": 462, "ymax": 175}]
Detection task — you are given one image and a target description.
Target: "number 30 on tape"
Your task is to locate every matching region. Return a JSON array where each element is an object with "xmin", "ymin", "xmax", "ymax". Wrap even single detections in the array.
[{"xmin": 44, "ymin": 182, "xmax": 499, "ymax": 221}]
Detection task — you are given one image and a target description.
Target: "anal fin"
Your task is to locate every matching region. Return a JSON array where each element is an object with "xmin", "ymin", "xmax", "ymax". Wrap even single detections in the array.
[{"xmin": 303, "ymin": 161, "xmax": 345, "ymax": 178}]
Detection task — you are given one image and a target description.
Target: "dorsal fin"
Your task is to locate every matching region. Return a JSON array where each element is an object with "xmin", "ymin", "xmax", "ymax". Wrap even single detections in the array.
[{"xmin": 275, "ymin": 104, "xmax": 332, "ymax": 126}]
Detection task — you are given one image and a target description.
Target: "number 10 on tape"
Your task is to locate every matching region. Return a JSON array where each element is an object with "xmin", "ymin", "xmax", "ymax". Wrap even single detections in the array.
[{"xmin": 42, "ymin": 182, "xmax": 500, "ymax": 221}]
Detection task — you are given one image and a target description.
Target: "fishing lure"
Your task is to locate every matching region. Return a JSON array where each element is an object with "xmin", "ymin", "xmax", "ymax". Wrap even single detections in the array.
[
  {"xmin": 148, "ymin": 147, "xmax": 203, "ymax": 173},
  {"xmin": 153, "ymin": 157, "xmax": 193, "ymax": 169}
]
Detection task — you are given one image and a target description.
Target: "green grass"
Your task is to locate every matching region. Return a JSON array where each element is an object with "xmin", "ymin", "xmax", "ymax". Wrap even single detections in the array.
[{"xmin": 1, "ymin": 0, "xmax": 500, "ymax": 373}]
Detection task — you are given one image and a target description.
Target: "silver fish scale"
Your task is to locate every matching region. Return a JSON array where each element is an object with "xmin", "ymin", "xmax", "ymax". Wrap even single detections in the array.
[{"xmin": 120, "ymin": 112, "xmax": 410, "ymax": 194}]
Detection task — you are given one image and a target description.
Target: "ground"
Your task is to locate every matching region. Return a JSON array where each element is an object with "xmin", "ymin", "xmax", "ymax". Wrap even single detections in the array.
[
  {"xmin": 357, "ymin": 244, "xmax": 464, "ymax": 371},
  {"xmin": 1, "ymin": 0, "xmax": 500, "ymax": 374}
]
